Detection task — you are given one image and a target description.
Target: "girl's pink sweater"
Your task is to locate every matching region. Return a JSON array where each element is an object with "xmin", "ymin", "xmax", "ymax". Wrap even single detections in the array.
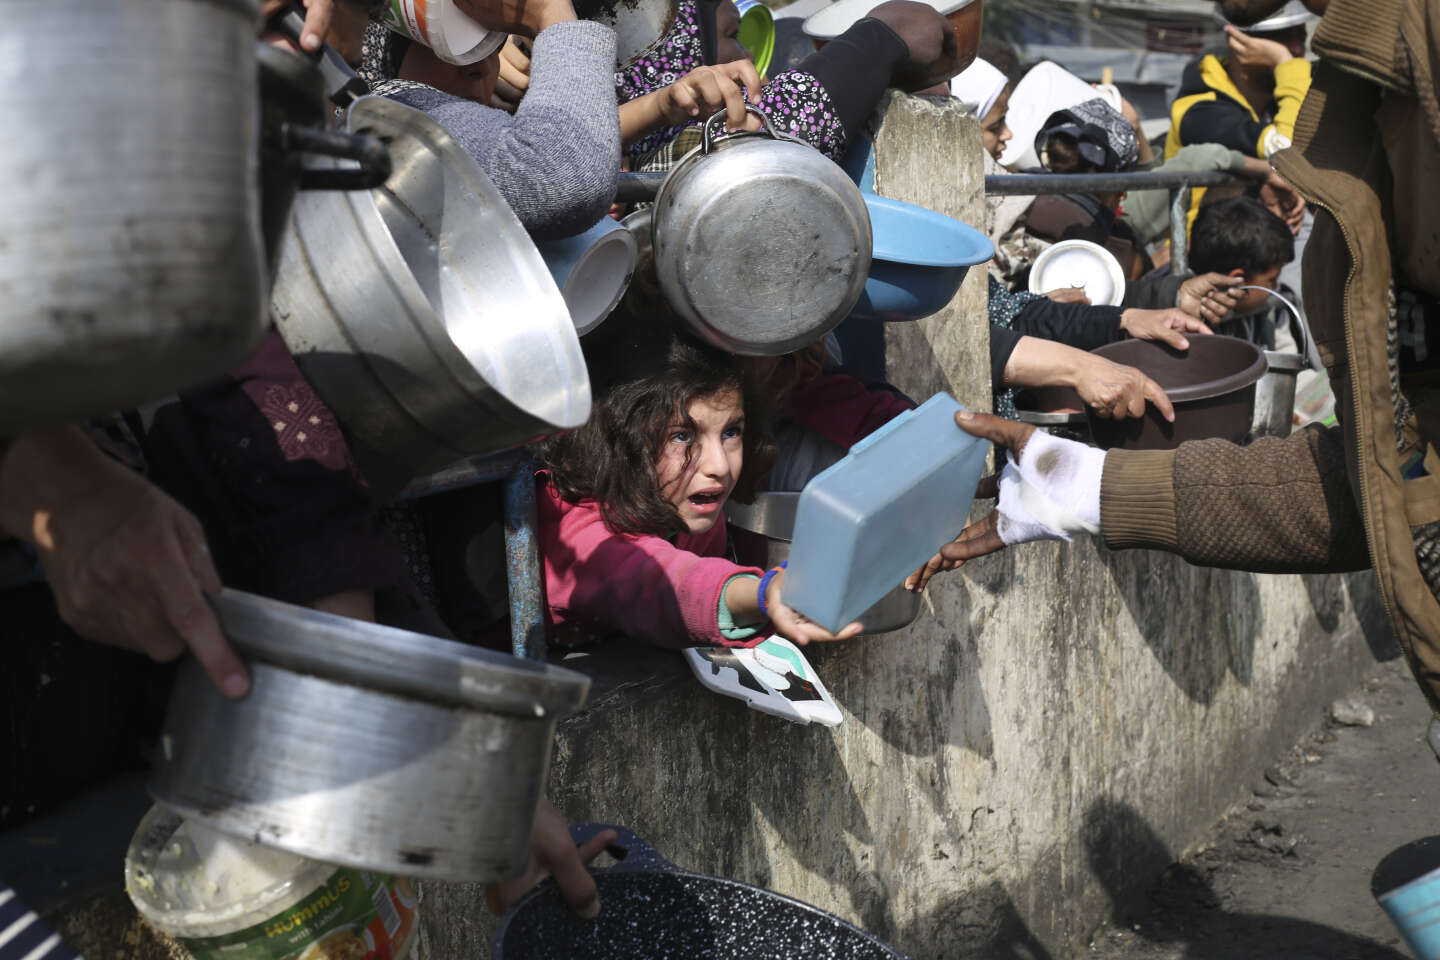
[{"xmin": 538, "ymin": 480, "xmax": 765, "ymax": 649}]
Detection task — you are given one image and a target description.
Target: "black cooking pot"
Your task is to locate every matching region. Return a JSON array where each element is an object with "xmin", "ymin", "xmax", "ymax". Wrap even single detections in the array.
[
  {"xmin": 494, "ymin": 825, "xmax": 910, "ymax": 960},
  {"xmin": 257, "ymin": 10, "xmax": 390, "ymax": 276}
]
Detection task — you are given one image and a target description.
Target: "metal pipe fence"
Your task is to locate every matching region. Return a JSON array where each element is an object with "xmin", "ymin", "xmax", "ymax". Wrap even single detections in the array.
[{"xmin": 616, "ymin": 169, "xmax": 1246, "ymax": 271}]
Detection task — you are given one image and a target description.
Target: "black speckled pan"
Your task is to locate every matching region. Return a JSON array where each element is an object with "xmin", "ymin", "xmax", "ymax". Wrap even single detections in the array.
[{"xmin": 493, "ymin": 825, "xmax": 909, "ymax": 960}]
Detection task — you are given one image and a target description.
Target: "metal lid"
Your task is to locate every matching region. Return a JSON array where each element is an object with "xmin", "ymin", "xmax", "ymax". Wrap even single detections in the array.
[{"xmin": 212, "ymin": 589, "xmax": 589, "ymax": 718}]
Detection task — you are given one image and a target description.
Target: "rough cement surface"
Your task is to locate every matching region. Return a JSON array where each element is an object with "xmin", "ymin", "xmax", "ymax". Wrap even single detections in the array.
[
  {"xmin": 1086, "ymin": 654, "xmax": 1428, "ymax": 960},
  {"xmin": 419, "ymin": 95, "xmax": 1390, "ymax": 960}
]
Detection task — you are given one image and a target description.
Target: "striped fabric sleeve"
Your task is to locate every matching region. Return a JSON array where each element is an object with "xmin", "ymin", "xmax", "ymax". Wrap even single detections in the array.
[{"xmin": 0, "ymin": 886, "xmax": 83, "ymax": 960}]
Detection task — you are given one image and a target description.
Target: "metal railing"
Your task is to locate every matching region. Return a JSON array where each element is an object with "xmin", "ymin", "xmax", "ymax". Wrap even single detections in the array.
[{"xmin": 616, "ymin": 169, "xmax": 1245, "ymax": 277}]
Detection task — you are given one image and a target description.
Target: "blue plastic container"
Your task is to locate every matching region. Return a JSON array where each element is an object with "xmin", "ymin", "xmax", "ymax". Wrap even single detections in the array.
[
  {"xmin": 851, "ymin": 195, "xmax": 994, "ymax": 323},
  {"xmin": 782, "ymin": 393, "xmax": 990, "ymax": 632},
  {"xmin": 1375, "ymin": 837, "xmax": 1440, "ymax": 958}
]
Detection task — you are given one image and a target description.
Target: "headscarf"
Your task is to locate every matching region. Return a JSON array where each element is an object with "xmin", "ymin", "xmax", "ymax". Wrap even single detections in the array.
[
  {"xmin": 950, "ymin": 58, "xmax": 1007, "ymax": 122},
  {"xmin": 1035, "ymin": 96, "xmax": 1138, "ymax": 173},
  {"xmin": 359, "ymin": 20, "xmax": 409, "ymax": 87}
]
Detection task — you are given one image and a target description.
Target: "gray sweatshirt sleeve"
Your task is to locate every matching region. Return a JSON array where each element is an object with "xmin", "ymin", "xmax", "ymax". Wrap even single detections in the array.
[
  {"xmin": 1122, "ymin": 143, "xmax": 1245, "ymax": 245},
  {"xmin": 383, "ymin": 21, "xmax": 620, "ymax": 240}
]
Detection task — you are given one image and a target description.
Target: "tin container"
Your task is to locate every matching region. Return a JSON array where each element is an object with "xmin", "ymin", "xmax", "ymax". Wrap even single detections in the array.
[
  {"xmin": 148, "ymin": 590, "xmax": 591, "ymax": 882},
  {"xmin": 126, "ymin": 806, "xmax": 419, "ymax": 960}
]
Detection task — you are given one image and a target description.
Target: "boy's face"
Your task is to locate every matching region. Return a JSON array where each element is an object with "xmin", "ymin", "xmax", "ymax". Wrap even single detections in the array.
[
  {"xmin": 715, "ymin": 2, "xmax": 750, "ymax": 67},
  {"xmin": 1235, "ymin": 264, "xmax": 1284, "ymax": 315}
]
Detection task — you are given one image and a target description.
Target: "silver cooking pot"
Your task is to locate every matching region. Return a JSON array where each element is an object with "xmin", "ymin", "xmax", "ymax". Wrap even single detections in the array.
[
  {"xmin": 652, "ymin": 107, "xmax": 872, "ymax": 356},
  {"xmin": 0, "ymin": 0, "xmax": 267, "ymax": 434},
  {"xmin": 148, "ymin": 589, "xmax": 591, "ymax": 882},
  {"xmin": 271, "ymin": 96, "xmax": 590, "ymax": 489},
  {"xmin": 725, "ymin": 492, "xmax": 921, "ymax": 634},
  {"xmin": 1244, "ymin": 285, "xmax": 1318, "ymax": 440}
]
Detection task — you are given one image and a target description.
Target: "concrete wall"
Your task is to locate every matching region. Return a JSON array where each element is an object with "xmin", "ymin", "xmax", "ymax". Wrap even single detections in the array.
[{"xmin": 421, "ymin": 93, "xmax": 1389, "ymax": 958}]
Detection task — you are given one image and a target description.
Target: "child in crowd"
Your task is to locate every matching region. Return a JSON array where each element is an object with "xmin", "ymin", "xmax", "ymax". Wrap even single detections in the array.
[
  {"xmin": 537, "ymin": 308, "xmax": 864, "ymax": 650},
  {"xmin": 1124, "ymin": 196, "xmax": 1295, "ymax": 347}
]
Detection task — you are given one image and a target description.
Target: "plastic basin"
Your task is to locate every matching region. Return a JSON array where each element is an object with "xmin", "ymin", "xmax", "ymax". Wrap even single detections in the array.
[
  {"xmin": 850, "ymin": 194, "xmax": 994, "ymax": 323},
  {"xmin": 1085, "ymin": 335, "xmax": 1268, "ymax": 451}
]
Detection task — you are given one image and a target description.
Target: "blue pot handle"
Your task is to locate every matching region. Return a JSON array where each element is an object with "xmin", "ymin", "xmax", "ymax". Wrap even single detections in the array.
[{"xmin": 568, "ymin": 823, "xmax": 678, "ymax": 874}]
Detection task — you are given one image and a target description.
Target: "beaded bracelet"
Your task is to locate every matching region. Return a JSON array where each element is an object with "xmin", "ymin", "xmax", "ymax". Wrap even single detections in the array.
[{"xmin": 756, "ymin": 561, "xmax": 787, "ymax": 621}]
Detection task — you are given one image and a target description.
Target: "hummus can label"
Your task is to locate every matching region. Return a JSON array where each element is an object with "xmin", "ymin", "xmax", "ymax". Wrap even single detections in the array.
[{"xmin": 178, "ymin": 870, "xmax": 418, "ymax": 960}]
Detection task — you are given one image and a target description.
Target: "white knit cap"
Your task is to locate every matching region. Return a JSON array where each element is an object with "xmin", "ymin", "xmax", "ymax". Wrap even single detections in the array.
[{"xmin": 950, "ymin": 58, "xmax": 1008, "ymax": 121}]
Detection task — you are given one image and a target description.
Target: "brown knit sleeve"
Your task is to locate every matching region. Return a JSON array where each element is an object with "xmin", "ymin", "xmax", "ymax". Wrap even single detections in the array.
[{"xmin": 1102, "ymin": 425, "xmax": 1371, "ymax": 573}]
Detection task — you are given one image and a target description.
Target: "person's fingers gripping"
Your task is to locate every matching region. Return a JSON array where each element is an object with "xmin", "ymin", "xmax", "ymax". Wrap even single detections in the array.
[
  {"xmin": 162, "ymin": 518, "xmax": 249, "ymax": 698},
  {"xmin": 1150, "ymin": 320, "xmax": 1191, "ymax": 351},
  {"xmin": 540, "ymin": 826, "xmax": 614, "ymax": 920},
  {"xmin": 952, "ymin": 409, "xmax": 1035, "ymax": 459},
  {"xmin": 1180, "ymin": 315, "xmax": 1213, "ymax": 336},
  {"xmin": 722, "ymin": 58, "xmax": 764, "ymax": 104},
  {"xmin": 1141, "ymin": 374, "xmax": 1175, "ymax": 422},
  {"xmin": 671, "ymin": 79, "xmax": 701, "ymax": 117},
  {"xmin": 709, "ymin": 70, "xmax": 748, "ymax": 129},
  {"xmin": 937, "ymin": 513, "xmax": 1003, "ymax": 564},
  {"xmin": 298, "ymin": 0, "xmax": 333, "ymax": 51}
]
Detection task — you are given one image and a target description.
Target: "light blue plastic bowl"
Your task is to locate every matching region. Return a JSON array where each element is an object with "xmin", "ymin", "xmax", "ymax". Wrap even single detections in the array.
[
  {"xmin": 851, "ymin": 194, "xmax": 994, "ymax": 323},
  {"xmin": 536, "ymin": 216, "xmax": 638, "ymax": 337}
]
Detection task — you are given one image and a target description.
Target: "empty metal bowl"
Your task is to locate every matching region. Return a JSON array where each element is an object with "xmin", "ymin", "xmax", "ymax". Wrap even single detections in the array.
[{"xmin": 148, "ymin": 589, "xmax": 591, "ymax": 882}]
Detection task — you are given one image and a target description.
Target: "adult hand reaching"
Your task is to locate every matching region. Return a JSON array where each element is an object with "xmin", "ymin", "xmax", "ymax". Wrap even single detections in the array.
[
  {"xmin": 1044, "ymin": 287, "xmax": 1092, "ymax": 305},
  {"xmin": 486, "ymin": 798, "xmax": 616, "ymax": 919},
  {"xmin": 865, "ymin": 0, "xmax": 960, "ymax": 92},
  {"xmin": 1176, "ymin": 274, "xmax": 1244, "ymax": 324},
  {"xmin": 1120, "ymin": 306, "xmax": 1214, "ymax": 348},
  {"xmin": 0, "ymin": 427, "xmax": 247, "ymax": 698},
  {"xmin": 906, "ymin": 411, "xmax": 1106, "ymax": 590},
  {"xmin": 1073, "ymin": 352, "xmax": 1175, "ymax": 422}
]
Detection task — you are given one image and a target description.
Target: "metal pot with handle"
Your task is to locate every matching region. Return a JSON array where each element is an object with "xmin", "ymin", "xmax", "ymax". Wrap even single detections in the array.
[
  {"xmin": 652, "ymin": 107, "xmax": 872, "ymax": 356},
  {"xmin": 1243, "ymin": 285, "xmax": 1318, "ymax": 440},
  {"xmin": 271, "ymin": 96, "xmax": 590, "ymax": 494},
  {"xmin": 0, "ymin": 0, "xmax": 268, "ymax": 434}
]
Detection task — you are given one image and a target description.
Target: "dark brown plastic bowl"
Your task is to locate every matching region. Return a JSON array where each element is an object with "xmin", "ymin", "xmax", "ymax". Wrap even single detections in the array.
[{"xmin": 1085, "ymin": 335, "xmax": 1267, "ymax": 451}]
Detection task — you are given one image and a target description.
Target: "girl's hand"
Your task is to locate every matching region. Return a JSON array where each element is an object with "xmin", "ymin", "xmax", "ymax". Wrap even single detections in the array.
[
  {"xmin": 1225, "ymin": 25, "xmax": 1294, "ymax": 69},
  {"xmin": 489, "ymin": 36, "xmax": 531, "ymax": 113},
  {"xmin": 763, "ymin": 568, "xmax": 864, "ymax": 645},
  {"xmin": 1119, "ymin": 306, "xmax": 1213, "ymax": 349},
  {"xmin": 1177, "ymin": 274, "xmax": 1244, "ymax": 324},
  {"xmin": 657, "ymin": 63, "xmax": 764, "ymax": 129}
]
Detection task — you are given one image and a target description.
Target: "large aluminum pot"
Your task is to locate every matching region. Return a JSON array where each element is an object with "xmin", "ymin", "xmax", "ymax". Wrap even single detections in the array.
[
  {"xmin": 652, "ymin": 107, "xmax": 872, "ymax": 357},
  {"xmin": 272, "ymin": 96, "xmax": 590, "ymax": 488},
  {"xmin": 726, "ymin": 492, "xmax": 921, "ymax": 634},
  {"xmin": 0, "ymin": 0, "xmax": 267, "ymax": 434},
  {"xmin": 149, "ymin": 589, "xmax": 591, "ymax": 882}
]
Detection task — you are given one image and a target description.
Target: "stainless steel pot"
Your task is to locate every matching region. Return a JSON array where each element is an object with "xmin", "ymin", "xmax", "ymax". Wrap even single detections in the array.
[
  {"xmin": 271, "ymin": 96, "xmax": 590, "ymax": 490},
  {"xmin": 0, "ymin": 0, "xmax": 267, "ymax": 434},
  {"xmin": 725, "ymin": 492, "xmax": 921, "ymax": 634},
  {"xmin": 652, "ymin": 107, "xmax": 872, "ymax": 356},
  {"xmin": 148, "ymin": 589, "xmax": 591, "ymax": 882},
  {"xmin": 1242, "ymin": 285, "xmax": 1316, "ymax": 440}
]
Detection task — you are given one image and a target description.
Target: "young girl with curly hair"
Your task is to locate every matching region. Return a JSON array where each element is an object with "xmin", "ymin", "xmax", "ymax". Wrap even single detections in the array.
[{"xmin": 538, "ymin": 316, "xmax": 864, "ymax": 650}]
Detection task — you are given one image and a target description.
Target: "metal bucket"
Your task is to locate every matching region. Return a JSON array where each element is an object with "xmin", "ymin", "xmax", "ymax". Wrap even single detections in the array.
[
  {"xmin": 271, "ymin": 97, "xmax": 590, "ymax": 490},
  {"xmin": 148, "ymin": 590, "xmax": 590, "ymax": 882},
  {"xmin": 1242, "ymin": 284, "xmax": 1316, "ymax": 440},
  {"xmin": 725, "ymin": 492, "xmax": 922, "ymax": 635}
]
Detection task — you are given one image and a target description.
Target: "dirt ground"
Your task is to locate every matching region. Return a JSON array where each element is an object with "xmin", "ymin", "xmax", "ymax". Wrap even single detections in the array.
[{"xmin": 1083, "ymin": 655, "xmax": 1435, "ymax": 960}]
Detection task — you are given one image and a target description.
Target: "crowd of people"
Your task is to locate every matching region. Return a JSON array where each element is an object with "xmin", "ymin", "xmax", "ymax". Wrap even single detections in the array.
[{"xmin": 7, "ymin": 0, "xmax": 1440, "ymax": 947}]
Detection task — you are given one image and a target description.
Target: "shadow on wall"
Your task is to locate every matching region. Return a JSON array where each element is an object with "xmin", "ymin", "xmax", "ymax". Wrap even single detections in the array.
[
  {"xmin": 1302, "ymin": 570, "xmax": 1398, "ymax": 661},
  {"xmin": 1099, "ymin": 549, "xmax": 1263, "ymax": 705},
  {"xmin": 1082, "ymin": 797, "xmax": 1409, "ymax": 959},
  {"xmin": 898, "ymin": 879, "xmax": 1056, "ymax": 960}
]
